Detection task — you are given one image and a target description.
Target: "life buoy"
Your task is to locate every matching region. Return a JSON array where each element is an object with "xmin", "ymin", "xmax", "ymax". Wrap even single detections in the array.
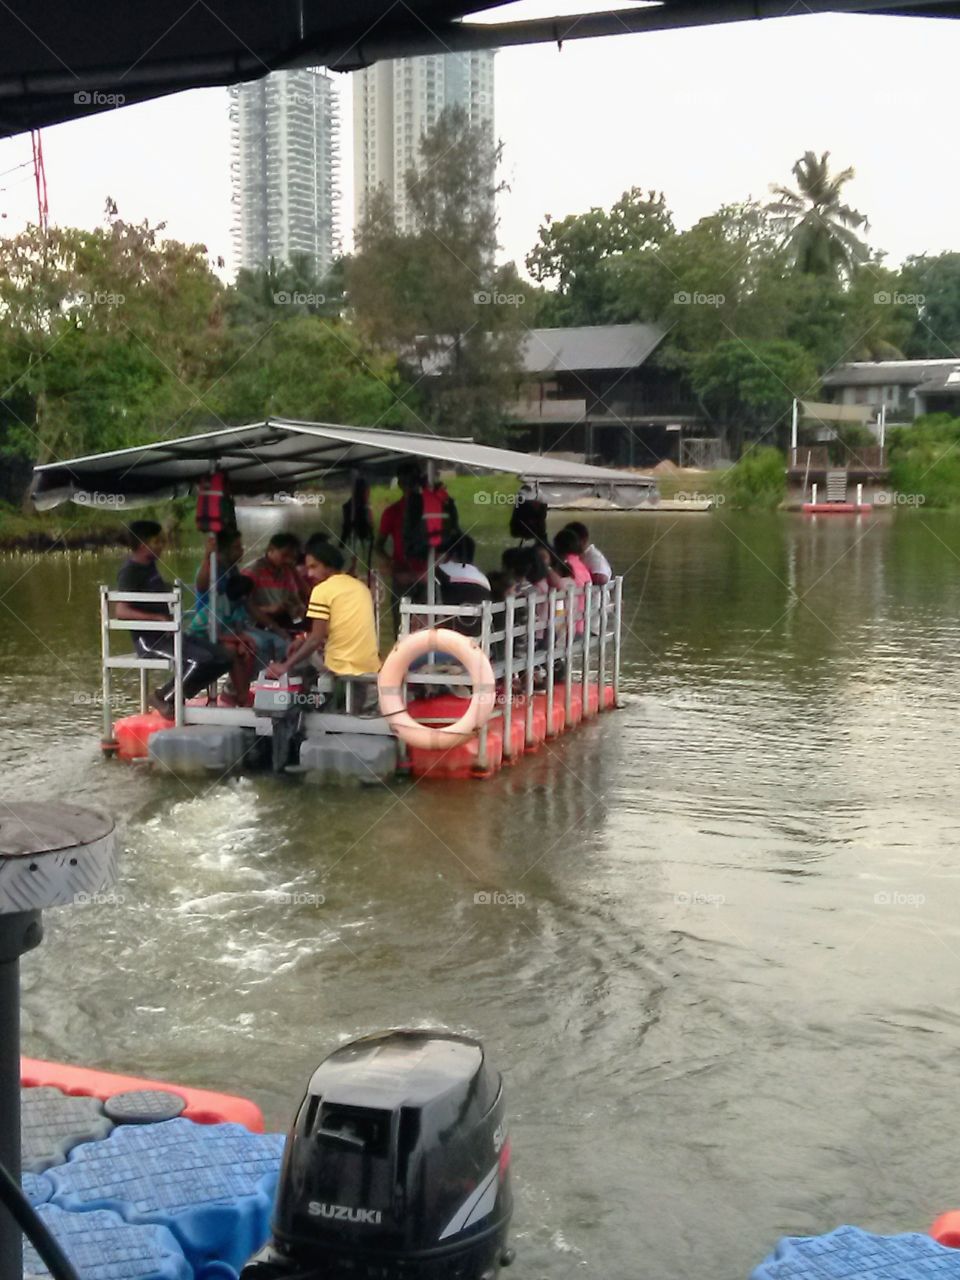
[{"xmin": 378, "ymin": 628, "xmax": 496, "ymax": 751}]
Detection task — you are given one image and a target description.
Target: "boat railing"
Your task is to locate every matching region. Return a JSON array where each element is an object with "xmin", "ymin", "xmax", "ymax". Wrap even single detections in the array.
[
  {"xmin": 398, "ymin": 577, "xmax": 624, "ymax": 765},
  {"xmin": 100, "ymin": 582, "xmax": 186, "ymax": 736}
]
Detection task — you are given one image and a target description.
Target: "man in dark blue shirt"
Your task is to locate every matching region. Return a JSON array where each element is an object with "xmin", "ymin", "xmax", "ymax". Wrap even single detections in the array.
[{"xmin": 116, "ymin": 521, "xmax": 231, "ymax": 718}]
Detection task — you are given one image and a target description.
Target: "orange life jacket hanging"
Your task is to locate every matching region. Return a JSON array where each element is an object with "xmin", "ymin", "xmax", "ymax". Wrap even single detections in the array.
[
  {"xmin": 402, "ymin": 484, "xmax": 458, "ymax": 561},
  {"xmin": 195, "ymin": 470, "xmax": 237, "ymax": 534}
]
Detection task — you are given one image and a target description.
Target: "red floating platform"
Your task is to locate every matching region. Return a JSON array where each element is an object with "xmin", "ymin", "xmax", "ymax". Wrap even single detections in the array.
[
  {"xmin": 802, "ymin": 503, "xmax": 873, "ymax": 515},
  {"xmin": 21, "ymin": 1057, "xmax": 265, "ymax": 1131}
]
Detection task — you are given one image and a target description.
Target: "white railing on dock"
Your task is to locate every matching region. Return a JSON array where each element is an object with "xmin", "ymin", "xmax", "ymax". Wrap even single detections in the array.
[
  {"xmin": 99, "ymin": 583, "xmax": 185, "ymax": 737},
  {"xmin": 398, "ymin": 576, "xmax": 624, "ymax": 763}
]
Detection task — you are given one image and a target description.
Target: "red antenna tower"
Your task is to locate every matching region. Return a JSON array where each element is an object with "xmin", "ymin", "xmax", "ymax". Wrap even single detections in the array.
[{"xmin": 30, "ymin": 130, "xmax": 49, "ymax": 232}]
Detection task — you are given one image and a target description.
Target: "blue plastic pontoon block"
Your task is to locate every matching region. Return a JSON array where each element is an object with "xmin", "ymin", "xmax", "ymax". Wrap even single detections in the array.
[
  {"xmin": 46, "ymin": 1118, "xmax": 285, "ymax": 1272},
  {"xmin": 23, "ymin": 1171, "xmax": 53, "ymax": 1205},
  {"xmin": 751, "ymin": 1225, "xmax": 960, "ymax": 1279},
  {"xmin": 21, "ymin": 1086, "xmax": 114, "ymax": 1172},
  {"xmin": 23, "ymin": 1204, "xmax": 191, "ymax": 1280}
]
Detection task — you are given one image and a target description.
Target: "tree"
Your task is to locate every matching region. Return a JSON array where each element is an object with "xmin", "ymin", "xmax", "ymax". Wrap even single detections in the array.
[
  {"xmin": 899, "ymin": 252, "xmax": 960, "ymax": 357},
  {"xmin": 0, "ymin": 202, "xmax": 224, "ymax": 479},
  {"xmin": 525, "ymin": 187, "xmax": 674, "ymax": 326},
  {"xmin": 692, "ymin": 338, "xmax": 818, "ymax": 453},
  {"xmin": 766, "ymin": 151, "xmax": 869, "ymax": 277},
  {"xmin": 347, "ymin": 107, "xmax": 525, "ymax": 440}
]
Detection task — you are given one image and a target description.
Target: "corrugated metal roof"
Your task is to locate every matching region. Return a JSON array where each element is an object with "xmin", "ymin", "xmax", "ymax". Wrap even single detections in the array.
[
  {"xmin": 822, "ymin": 359, "xmax": 960, "ymax": 388},
  {"xmin": 521, "ymin": 324, "xmax": 665, "ymax": 374},
  {"xmin": 30, "ymin": 419, "xmax": 655, "ymax": 509}
]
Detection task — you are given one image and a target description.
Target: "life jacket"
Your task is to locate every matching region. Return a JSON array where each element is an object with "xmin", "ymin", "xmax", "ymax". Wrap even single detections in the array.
[
  {"xmin": 403, "ymin": 485, "xmax": 459, "ymax": 561},
  {"xmin": 195, "ymin": 470, "xmax": 237, "ymax": 534}
]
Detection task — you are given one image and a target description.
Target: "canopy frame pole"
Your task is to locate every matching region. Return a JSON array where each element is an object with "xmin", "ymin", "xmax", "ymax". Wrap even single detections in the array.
[
  {"xmin": 791, "ymin": 398, "xmax": 798, "ymax": 467},
  {"xmin": 173, "ymin": 582, "xmax": 185, "ymax": 727},
  {"xmin": 100, "ymin": 584, "xmax": 113, "ymax": 745},
  {"xmin": 477, "ymin": 600, "xmax": 492, "ymax": 772}
]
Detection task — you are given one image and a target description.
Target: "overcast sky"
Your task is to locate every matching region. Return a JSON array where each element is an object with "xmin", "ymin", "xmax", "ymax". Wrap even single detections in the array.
[{"xmin": 0, "ymin": 5, "xmax": 956, "ymax": 280}]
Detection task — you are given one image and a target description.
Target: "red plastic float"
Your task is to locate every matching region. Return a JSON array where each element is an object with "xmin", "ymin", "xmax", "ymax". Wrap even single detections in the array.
[
  {"xmin": 930, "ymin": 1212, "xmax": 960, "ymax": 1249},
  {"xmin": 21, "ymin": 1057, "xmax": 264, "ymax": 1131},
  {"xmin": 112, "ymin": 711, "xmax": 170, "ymax": 761},
  {"xmin": 802, "ymin": 502, "xmax": 872, "ymax": 515}
]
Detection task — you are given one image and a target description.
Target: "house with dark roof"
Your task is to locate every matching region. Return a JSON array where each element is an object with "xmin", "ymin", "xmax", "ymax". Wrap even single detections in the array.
[
  {"xmin": 506, "ymin": 323, "xmax": 702, "ymax": 467},
  {"xmin": 821, "ymin": 359, "xmax": 960, "ymax": 423}
]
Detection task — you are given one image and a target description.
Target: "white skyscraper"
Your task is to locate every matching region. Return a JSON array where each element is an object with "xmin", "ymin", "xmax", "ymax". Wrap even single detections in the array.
[
  {"xmin": 229, "ymin": 68, "xmax": 339, "ymax": 276},
  {"xmin": 353, "ymin": 51, "xmax": 495, "ymax": 234}
]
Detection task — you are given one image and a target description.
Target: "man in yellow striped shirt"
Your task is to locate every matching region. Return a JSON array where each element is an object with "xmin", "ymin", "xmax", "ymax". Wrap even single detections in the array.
[{"xmin": 266, "ymin": 538, "xmax": 380, "ymax": 681}]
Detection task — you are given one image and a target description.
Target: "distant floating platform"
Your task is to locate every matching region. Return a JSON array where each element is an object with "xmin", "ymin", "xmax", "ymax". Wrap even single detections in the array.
[{"xmin": 801, "ymin": 502, "xmax": 873, "ymax": 515}]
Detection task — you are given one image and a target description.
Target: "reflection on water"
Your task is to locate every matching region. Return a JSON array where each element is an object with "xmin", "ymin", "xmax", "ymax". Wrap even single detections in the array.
[{"xmin": 5, "ymin": 510, "xmax": 960, "ymax": 1277}]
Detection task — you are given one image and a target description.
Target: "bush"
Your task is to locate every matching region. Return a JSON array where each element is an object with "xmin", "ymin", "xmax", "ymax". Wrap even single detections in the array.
[
  {"xmin": 721, "ymin": 446, "xmax": 786, "ymax": 510},
  {"xmin": 888, "ymin": 414, "xmax": 960, "ymax": 508}
]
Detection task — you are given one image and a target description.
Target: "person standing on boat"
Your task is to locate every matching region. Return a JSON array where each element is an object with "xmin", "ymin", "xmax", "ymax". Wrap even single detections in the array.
[
  {"xmin": 375, "ymin": 459, "xmax": 428, "ymax": 635},
  {"xmin": 265, "ymin": 538, "xmax": 380, "ymax": 698},
  {"xmin": 115, "ymin": 520, "xmax": 232, "ymax": 718}
]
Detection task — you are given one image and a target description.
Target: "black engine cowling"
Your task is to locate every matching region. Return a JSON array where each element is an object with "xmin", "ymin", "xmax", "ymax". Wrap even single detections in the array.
[{"xmin": 242, "ymin": 1029, "xmax": 513, "ymax": 1280}]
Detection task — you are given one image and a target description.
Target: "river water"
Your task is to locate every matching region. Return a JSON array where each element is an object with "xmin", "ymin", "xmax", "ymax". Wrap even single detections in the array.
[{"xmin": 4, "ymin": 509, "xmax": 960, "ymax": 1279}]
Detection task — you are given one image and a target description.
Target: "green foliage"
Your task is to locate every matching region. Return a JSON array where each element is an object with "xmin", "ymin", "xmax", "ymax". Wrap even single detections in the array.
[
  {"xmin": 347, "ymin": 107, "xmax": 525, "ymax": 441},
  {"xmin": 721, "ymin": 447, "xmax": 787, "ymax": 510},
  {"xmin": 899, "ymin": 252, "xmax": 960, "ymax": 357},
  {"xmin": 766, "ymin": 150, "xmax": 869, "ymax": 278},
  {"xmin": 888, "ymin": 414, "xmax": 960, "ymax": 507},
  {"xmin": 692, "ymin": 339, "xmax": 818, "ymax": 447}
]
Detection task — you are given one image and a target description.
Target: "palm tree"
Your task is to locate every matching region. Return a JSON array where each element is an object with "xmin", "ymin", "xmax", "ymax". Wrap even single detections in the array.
[{"xmin": 767, "ymin": 151, "xmax": 869, "ymax": 277}]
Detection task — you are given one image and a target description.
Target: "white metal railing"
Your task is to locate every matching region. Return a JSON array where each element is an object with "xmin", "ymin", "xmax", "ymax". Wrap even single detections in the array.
[
  {"xmin": 100, "ymin": 583, "xmax": 185, "ymax": 738},
  {"xmin": 398, "ymin": 576, "xmax": 624, "ymax": 768}
]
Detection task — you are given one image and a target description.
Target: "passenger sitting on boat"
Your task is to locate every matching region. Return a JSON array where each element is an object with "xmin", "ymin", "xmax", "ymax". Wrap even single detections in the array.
[
  {"xmin": 243, "ymin": 533, "xmax": 306, "ymax": 636},
  {"xmin": 436, "ymin": 533, "xmax": 491, "ymax": 639},
  {"xmin": 265, "ymin": 538, "xmax": 380, "ymax": 693},
  {"xmin": 188, "ymin": 573, "xmax": 258, "ymax": 707},
  {"xmin": 553, "ymin": 527, "xmax": 592, "ymax": 637},
  {"xmin": 563, "ymin": 521, "xmax": 612, "ymax": 585},
  {"xmin": 115, "ymin": 520, "xmax": 232, "ymax": 719}
]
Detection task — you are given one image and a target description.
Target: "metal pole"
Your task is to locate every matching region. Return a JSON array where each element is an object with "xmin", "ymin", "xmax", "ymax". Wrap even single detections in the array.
[
  {"xmin": 791, "ymin": 398, "xmax": 798, "ymax": 464},
  {"xmin": 100, "ymin": 585, "xmax": 112, "ymax": 744},
  {"xmin": 545, "ymin": 589, "xmax": 558, "ymax": 737},
  {"xmin": 581, "ymin": 585, "xmax": 593, "ymax": 716},
  {"xmin": 0, "ymin": 911, "xmax": 42, "ymax": 1280},
  {"xmin": 173, "ymin": 582, "xmax": 184, "ymax": 727},
  {"xmin": 812, "ymin": 482, "xmax": 818, "ymax": 506},
  {"xmin": 598, "ymin": 582, "xmax": 609, "ymax": 712},
  {"xmin": 503, "ymin": 595, "xmax": 515, "ymax": 759},
  {"xmin": 879, "ymin": 403, "xmax": 886, "ymax": 451},
  {"xmin": 207, "ymin": 548, "xmax": 218, "ymax": 643},
  {"xmin": 524, "ymin": 594, "xmax": 536, "ymax": 747},
  {"xmin": 564, "ymin": 583, "xmax": 575, "ymax": 725},
  {"xmin": 613, "ymin": 576, "xmax": 623, "ymax": 708},
  {"xmin": 477, "ymin": 600, "xmax": 492, "ymax": 771}
]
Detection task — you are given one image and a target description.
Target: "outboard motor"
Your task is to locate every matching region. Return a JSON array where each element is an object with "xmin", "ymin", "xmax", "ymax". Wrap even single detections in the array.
[{"xmin": 242, "ymin": 1029, "xmax": 514, "ymax": 1279}]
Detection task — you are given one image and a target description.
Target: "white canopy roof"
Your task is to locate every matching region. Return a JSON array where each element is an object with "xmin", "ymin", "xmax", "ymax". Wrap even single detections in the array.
[{"xmin": 31, "ymin": 419, "xmax": 655, "ymax": 509}]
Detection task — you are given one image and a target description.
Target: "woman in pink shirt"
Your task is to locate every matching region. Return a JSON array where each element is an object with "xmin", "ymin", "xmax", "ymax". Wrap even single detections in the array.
[{"xmin": 554, "ymin": 527, "xmax": 592, "ymax": 635}]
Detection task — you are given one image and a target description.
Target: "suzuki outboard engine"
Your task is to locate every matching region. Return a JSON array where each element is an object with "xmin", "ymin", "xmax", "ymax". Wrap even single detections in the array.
[{"xmin": 242, "ymin": 1029, "xmax": 514, "ymax": 1280}]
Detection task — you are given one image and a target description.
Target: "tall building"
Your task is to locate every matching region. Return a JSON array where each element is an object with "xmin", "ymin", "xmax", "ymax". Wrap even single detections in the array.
[
  {"xmin": 353, "ymin": 52, "xmax": 495, "ymax": 234},
  {"xmin": 229, "ymin": 68, "xmax": 339, "ymax": 277}
]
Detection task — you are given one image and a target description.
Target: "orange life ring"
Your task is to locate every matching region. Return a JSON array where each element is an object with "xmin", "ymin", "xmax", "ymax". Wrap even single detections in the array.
[{"xmin": 378, "ymin": 628, "xmax": 496, "ymax": 751}]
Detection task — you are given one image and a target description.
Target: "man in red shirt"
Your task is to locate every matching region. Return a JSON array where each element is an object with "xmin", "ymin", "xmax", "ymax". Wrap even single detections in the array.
[{"xmin": 375, "ymin": 460, "xmax": 427, "ymax": 634}]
